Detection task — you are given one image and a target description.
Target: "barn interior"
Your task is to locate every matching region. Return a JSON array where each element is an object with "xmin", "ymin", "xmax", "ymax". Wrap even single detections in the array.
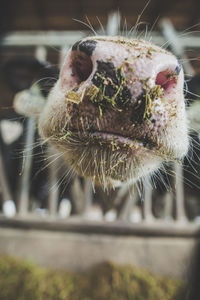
[{"xmin": 0, "ymin": 0, "xmax": 200, "ymax": 299}]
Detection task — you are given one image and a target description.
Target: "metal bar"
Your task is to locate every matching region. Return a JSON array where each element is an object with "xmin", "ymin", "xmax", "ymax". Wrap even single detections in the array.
[
  {"xmin": 47, "ymin": 146, "xmax": 60, "ymax": 216},
  {"xmin": 35, "ymin": 45, "xmax": 61, "ymax": 217},
  {"xmin": 1, "ymin": 31, "xmax": 200, "ymax": 49},
  {"xmin": 1, "ymin": 31, "xmax": 86, "ymax": 47},
  {"xmin": 163, "ymin": 192, "xmax": 174, "ymax": 221},
  {"xmin": 70, "ymin": 176, "xmax": 85, "ymax": 214},
  {"xmin": 18, "ymin": 46, "xmax": 47, "ymax": 215},
  {"xmin": 159, "ymin": 18, "xmax": 195, "ymax": 76},
  {"xmin": 17, "ymin": 117, "xmax": 35, "ymax": 214},
  {"xmin": 0, "ymin": 146, "xmax": 13, "ymax": 203},
  {"xmin": 174, "ymin": 163, "xmax": 187, "ymax": 222},
  {"xmin": 82, "ymin": 179, "xmax": 93, "ymax": 215},
  {"xmin": 117, "ymin": 186, "xmax": 135, "ymax": 221},
  {"xmin": 143, "ymin": 178, "xmax": 154, "ymax": 222},
  {"xmin": 106, "ymin": 11, "xmax": 121, "ymax": 35}
]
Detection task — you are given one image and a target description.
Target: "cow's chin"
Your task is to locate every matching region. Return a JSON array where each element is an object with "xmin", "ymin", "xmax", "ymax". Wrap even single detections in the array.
[{"xmin": 49, "ymin": 132, "xmax": 166, "ymax": 189}]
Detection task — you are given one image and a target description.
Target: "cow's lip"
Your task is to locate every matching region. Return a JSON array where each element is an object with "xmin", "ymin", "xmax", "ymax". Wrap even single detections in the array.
[
  {"xmin": 90, "ymin": 131, "xmax": 157, "ymax": 149},
  {"xmin": 63, "ymin": 130, "xmax": 158, "ymax": 151}
]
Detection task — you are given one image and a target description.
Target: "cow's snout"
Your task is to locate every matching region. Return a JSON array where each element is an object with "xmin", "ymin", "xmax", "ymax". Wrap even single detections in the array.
[
  {"xmin": 60, "ymin": 37, "xmax": 184, "ymax": 116},
  {"xmin": 38, "ymin": 36, "xmax": 189, "ymax": 187}
]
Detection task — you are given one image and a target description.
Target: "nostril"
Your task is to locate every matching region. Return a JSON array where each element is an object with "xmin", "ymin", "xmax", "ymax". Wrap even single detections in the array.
[
  {"xmin": 155, "ymin": 70, "xmax": 178, "ymax": 93},
  {"xmin": 66, "ymin": 51, "xmax": 93, "ymax": 89},
  {"xmin": 72, "ymin": 51, "xmax": 93, "ymax": 82},
  {"xmin": 64, "ymin": 39, "xmax": 97, "ymax": 90}
]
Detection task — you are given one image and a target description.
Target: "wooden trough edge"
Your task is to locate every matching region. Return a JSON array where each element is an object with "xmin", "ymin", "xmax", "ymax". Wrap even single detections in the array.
[{"xmin": 0, "ymin": 215, "xmax": 200, "ymax": 238}]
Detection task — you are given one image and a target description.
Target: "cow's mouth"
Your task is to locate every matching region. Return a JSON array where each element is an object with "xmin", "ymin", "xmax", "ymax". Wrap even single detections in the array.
[
  {"xmin": 58, "ymin": 129, "xmax": 175, "ymax": 162},
  {"xmin": 83, "ymin": 131, "xmax": 157, "ymax": 151},
  {"xmin": 55, "ymin": 129, "xmax": 166, "ymax": 187}
]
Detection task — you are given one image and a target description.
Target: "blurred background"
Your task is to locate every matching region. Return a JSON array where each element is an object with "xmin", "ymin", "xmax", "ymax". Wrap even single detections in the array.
[
  {"xmin": 0, "ymin": 0, "xmax": 200, "ymax": 31},
  {"xmin": 0, "ymin": 0, "xmax": 200, "ymax": 299}
]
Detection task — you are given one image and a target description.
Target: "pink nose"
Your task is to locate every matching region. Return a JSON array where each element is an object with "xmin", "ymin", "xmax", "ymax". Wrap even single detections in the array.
[{"xmin": 61, "ymin": 38, "xmax": 183, "ymax": 109}]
